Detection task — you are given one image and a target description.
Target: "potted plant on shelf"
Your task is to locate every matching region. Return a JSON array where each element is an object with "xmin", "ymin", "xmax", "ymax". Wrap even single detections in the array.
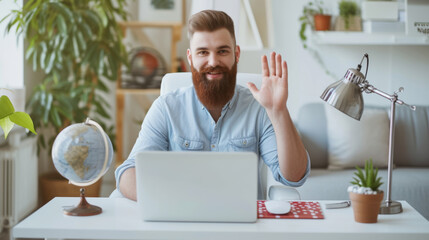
[
  {"xmin": 3, "ymin": 0, "xmax": 128, "ymax": 203},
  {"xmin": 299, "ymin": 0, "xmax": 332, "ymax": 48},
  {"xmin": 348, "ymin": 159, "xmax": 384, "ymax": 223},
  {"xmin": 335, "ymin": 0, "xmax": 362, "ymax": 31}
]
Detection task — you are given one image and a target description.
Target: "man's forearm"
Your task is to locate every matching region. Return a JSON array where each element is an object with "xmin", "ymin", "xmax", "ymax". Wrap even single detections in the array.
[
  {"xmin": 119, "ymin": 168, "xmax": 137, "ymax": 201},
  {"xmin": 267, "ymin": 108, "xmax": 307, "ymax": 182}
]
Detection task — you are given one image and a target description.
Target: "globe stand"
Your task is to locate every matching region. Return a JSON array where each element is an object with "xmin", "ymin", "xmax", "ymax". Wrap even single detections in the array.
[{"xmin": 63, "ymin": 188, "xmax": 102, "ymax": 216}]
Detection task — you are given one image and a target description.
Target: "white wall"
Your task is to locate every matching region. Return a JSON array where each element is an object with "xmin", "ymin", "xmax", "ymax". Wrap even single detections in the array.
[{"xmin": 238, "ymin": 0, "xmax": 429, "ymax": 120}]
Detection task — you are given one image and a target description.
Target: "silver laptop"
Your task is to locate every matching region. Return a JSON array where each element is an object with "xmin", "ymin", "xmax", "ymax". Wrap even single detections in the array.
[{"xmin": 135, "ymin": 151, "xmax": 258, "ymax": 223}]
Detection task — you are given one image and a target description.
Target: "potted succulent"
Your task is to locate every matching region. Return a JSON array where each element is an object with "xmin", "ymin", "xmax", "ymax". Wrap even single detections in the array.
[
  {"xmin": 299, "ymin": 0, "xmax": 332, "ymax": 48},
  {"xmin": 348, "ymin": 159, "xmax": 384, "ymax": 223},
  {"xmin": 335, "ymin": 0, "xmax": 362, "ymax": 31}
]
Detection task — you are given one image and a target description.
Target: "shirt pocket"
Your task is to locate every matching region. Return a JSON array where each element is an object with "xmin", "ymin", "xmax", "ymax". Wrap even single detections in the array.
[
  {"xmin": 174, "ymin": 136, "xmax": 204, "ymax": 151},
  {"xmin": 229, "ymin": 136, "xmax": 257, "ymax": 152}
]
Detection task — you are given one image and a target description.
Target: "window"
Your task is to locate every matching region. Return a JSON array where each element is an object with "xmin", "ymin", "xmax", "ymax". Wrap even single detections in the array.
[{"xmin": 0, "ymin": 0, "xmax": 23, "ymax": 89}]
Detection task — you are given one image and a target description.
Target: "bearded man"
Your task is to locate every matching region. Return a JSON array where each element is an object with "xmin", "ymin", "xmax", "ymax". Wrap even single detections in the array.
[{"xmin": 115, "ymin": 10, "xmax": 309, "ymax": 201}]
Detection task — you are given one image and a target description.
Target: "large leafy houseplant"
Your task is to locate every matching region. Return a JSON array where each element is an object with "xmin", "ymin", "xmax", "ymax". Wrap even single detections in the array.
[{"xmin": 3, "ymin": 0, "xmax": 128, "ymax": 150}]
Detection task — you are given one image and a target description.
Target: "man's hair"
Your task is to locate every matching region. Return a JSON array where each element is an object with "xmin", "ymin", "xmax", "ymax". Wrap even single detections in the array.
[{"xmin": 187, "ymin": 10, "xmax": 235, "ymax": 44}]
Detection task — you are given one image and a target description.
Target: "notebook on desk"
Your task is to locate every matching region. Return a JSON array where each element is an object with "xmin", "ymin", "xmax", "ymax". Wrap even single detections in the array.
[{"xmin": 135, "ymin": 151, "xmax": 258, "ymax": 223}]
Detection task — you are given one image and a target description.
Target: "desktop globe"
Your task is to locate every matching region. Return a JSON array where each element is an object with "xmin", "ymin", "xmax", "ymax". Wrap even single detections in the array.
[{"xmin": 51, "ymin": 118, "xmax": 113, "ymax": 216}]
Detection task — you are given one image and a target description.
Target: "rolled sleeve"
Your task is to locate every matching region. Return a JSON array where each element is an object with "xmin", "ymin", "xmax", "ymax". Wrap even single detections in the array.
[
  {"xmin": 276, "ymin": 151, "xmax": 311, "ymax": 187},
  {"xmin": 114, "ymin": 159, "xmax": 136, "ymax": 194}
]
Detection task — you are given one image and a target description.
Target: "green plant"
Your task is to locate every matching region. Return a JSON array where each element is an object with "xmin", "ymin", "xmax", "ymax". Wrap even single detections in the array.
[
  {"xmin": 339, "ymin": 0, "xmax": 359, "ymax": 30},
  {"xmin": 0, "ymin": 94, "xmax": 36, "ymax": 139},
  {"xmin": 299, "ymin": 0, "xmax": 326, "ymax": 48},
  {"xmin": 2, "ymin": 0, "xmax": 129, "ymax": 150},
  {"xmin": 350, "ymin": 159, "xmax": 383, "ymax": 192}
]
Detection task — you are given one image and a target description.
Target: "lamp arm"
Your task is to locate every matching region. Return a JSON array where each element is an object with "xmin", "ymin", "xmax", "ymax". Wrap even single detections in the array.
[{"xmin": 361, "ymin": 82, "xmax": 416, "ymax": 111}]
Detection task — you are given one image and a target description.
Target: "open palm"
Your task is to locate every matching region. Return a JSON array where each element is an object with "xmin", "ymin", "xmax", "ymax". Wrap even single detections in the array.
[{"xmin": 248, "ymin": 52, "xmax": 289, "ymax": 112}]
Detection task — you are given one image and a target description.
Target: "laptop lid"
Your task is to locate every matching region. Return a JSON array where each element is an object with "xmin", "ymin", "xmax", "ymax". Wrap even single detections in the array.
[{"xmin": 135, "ymin": 151, "xmax": 258, "ymax": 223}]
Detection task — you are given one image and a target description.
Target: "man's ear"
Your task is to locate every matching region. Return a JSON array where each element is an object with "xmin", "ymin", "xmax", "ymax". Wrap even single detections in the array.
[
  {"xmin": 186, "ymin": 48, "xmax": 192, "ymax": 66},
  {"xmin": 235, "ymin": 45, "xmax": 241, "ymax": 63}
]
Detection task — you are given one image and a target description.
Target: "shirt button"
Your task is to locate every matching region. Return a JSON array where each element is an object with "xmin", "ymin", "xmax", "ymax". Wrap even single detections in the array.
[
  {"xmin": 185, "ymin": 143, "xmax": 189, "ymax": 147},
  {"xmin": 243, "ymin": 140, "xmax": 247, "ymax": 145},
  {"xmin": 211, "ymin": 144, "xmax": 215, "ymax": 148}
]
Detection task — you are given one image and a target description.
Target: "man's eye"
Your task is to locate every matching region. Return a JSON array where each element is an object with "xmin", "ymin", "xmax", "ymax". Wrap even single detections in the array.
[
  {"xmin": 197, "ymin": 51, "xmax": 208, "ymax": 56},
  {"xmin": 218, "ymin": 50, "xmax": 229, "ymax": 55}
]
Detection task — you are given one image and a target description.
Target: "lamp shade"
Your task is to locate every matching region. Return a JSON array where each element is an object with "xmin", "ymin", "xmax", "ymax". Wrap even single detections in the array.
[{"xmin": 320, "ymin": 68, "xmax": 365, "ymax": 120}]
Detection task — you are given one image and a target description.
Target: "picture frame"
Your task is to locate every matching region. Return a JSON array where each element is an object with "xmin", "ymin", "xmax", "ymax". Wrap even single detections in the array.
[{"xmin": 139, "ymin": 0, "xmax": 186, "ymax": 25}]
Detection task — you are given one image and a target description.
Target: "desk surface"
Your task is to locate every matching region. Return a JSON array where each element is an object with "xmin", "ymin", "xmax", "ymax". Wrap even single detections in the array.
[{"xmin": 13, "ymin": 198, "xmax": 429, "ymax": 240}]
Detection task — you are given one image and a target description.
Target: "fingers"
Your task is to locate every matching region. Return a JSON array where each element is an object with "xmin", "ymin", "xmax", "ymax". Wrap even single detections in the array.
[
  {"xmin": 261, "ymin": 55, "xmax": 269, "ymax": 77},
  {"xmin": 247, "ymin": 82, "xmax": 259, "ymax": 98},
  {"xmin": 282, "ymin": 59, "xmax": 288, "ymax": 81},
  {"xmin": 270, "ymin": 52, "xmax": 275, "ymax": 76},
  {"xmin": 276, "ymin": 53, "xmax": 282, "ymax": 77},
  {"xmin": 262, "ymin": 52, "xmax": 286, "ymax": 79}
]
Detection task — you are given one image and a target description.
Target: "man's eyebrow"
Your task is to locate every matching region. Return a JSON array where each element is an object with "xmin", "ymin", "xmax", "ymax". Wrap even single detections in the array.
[
  {"xmin": 194, "ymin": 45, "xmax": 232, "ymax": 51},
  {"xmin": 217, "ymin": 45, "xmax": 232, "ymax": 50},
  {"xmin": 195, "ymin": 47, "xmax": 209, "ymax": 51}
]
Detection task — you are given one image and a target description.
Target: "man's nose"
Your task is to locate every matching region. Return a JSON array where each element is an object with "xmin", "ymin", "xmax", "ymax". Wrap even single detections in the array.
[{"xmin": 207, "ymin": 54, "xmax": 219, "ymax": 67}]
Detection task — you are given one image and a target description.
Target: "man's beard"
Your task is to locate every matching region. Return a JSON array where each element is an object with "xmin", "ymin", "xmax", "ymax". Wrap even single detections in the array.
[{"xmin": 191, "ymin": 61, "xmax": 237, "ymax": 110}]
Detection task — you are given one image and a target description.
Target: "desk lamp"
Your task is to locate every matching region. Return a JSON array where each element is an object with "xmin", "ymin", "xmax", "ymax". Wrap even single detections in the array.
[{"xmin": 320, "ymin": 53, "xmax": 416, "ymax": 214}]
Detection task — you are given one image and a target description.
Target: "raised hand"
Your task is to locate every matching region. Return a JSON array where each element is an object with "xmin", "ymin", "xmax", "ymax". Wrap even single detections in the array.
[{"xmin": 247, "ymin": 52, "xmax": 288, "ymax": 113}]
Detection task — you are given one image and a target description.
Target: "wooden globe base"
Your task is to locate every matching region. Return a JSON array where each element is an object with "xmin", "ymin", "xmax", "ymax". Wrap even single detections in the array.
[{"xmin": 63, "ymin": 188, "xmax": 102, "ymax": 216}]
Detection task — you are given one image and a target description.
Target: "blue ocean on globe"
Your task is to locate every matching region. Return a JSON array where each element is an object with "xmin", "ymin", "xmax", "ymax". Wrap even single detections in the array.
[{"xmin": 51, "ymin": 122, "xmax": 113, "ymax": 185}]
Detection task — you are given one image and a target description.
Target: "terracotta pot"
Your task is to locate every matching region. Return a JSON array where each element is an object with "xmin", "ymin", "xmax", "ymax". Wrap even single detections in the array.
[
  {"xmin": 349, "ymin": 191, "xmax": 384, "ymax": 223},
  {"xmin": 314, "ymin": 14, "xmax": 332, "ymax": 31},
  {"xmin": 40, "ymin": 172, "xmax": 102, "ymax": 205}
]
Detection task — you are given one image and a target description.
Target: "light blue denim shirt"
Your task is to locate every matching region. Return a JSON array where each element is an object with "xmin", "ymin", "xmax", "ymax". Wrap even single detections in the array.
[{"xmin": 115, "ymin": 85, "xmax": 310, "ymax": 199}]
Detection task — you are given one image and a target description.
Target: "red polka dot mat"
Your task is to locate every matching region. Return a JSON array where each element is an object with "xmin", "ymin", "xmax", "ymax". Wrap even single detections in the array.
[{"xmin": 257, "ymin": 201, "xmax": 324, "ymax": 219}]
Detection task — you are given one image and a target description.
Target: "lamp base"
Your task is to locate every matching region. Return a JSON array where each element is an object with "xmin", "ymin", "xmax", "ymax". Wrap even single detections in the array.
[{"xmin": 379, "ymin": 201, "xmax": 402, "ymax": 214}]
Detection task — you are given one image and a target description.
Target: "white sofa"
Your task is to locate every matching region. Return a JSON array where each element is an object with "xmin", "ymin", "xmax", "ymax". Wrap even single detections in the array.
[{"xmin": 290, "ymin": 102, "xmax": 429, "ymax": 220}]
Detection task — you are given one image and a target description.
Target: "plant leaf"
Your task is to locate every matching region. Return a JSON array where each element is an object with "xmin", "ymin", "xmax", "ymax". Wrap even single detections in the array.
[
  {"xmin": 0, "ymin": 95, "xmax": 15, "ymax": 119},
  {"xmin": 49, "ymin": 107, "xmax": 62, "ymax": 127},
  {"xmin": 56, "ymin": 14, "xmax": 67, "ymax": 35},
  {"xmin": 0, "ymin": 116, "xmax": 14, "ymax": 139},
  {"xmin": 9, "ymin": 112, "xmax": 37, "ymax": 135}
]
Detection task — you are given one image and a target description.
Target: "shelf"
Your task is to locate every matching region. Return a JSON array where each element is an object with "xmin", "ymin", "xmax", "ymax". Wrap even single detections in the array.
[
  {"xmin": 116, "ymin": 21, "xmax": 182, "ymax": 166},
  {"xmin": 310, "ymin": 31, "xmax": 429, "ymax": 45}
]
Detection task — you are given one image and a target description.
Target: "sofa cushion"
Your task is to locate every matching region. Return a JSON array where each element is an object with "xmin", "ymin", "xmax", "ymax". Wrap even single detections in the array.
[
  {"xmin": 325, "ymin": 105, "xmax": 390, "ymax": 169},
  {"xmin": 297, "ymin": 103, "xmax": 328, "ymax": 168},
  {"xmin": 394, "ymin": 105, "xmax": 429, "ymax": 167}
]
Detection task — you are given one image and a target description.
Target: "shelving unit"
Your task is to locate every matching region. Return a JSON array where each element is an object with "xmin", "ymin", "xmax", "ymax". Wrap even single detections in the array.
[
  {"xmin": 310, "ymin": 31, "xmax": 429, "ymax": 45},
  {"xmin": 115, "ymin": 21, "xmax": 183, "ymax": 166}
]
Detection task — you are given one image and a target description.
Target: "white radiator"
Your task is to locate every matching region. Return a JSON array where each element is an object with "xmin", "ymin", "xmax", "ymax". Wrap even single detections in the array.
[{"xmin": 0, "ymin": 129, "xmax": 38, "ymax": 233}]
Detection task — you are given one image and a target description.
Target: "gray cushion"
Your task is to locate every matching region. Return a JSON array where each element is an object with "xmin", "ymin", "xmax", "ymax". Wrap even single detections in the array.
[
  {"xmin": 394, "ymin": 105, "xmax": 429, "ymax": 167},
  {"xmin": 297, "ymin": 103, "xmax": 328, "ymax": 168}
]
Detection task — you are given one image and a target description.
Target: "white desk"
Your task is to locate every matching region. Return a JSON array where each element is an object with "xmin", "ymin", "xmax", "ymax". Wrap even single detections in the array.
[{"xmin": 13, "ymin": 197, "xmax": 429, "ymax": 240}]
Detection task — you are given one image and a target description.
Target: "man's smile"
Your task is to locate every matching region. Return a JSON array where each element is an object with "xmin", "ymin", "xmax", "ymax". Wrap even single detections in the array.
[{"xmin": 205, "ymin": 71, "xmax": 223, "ymax": 80}]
